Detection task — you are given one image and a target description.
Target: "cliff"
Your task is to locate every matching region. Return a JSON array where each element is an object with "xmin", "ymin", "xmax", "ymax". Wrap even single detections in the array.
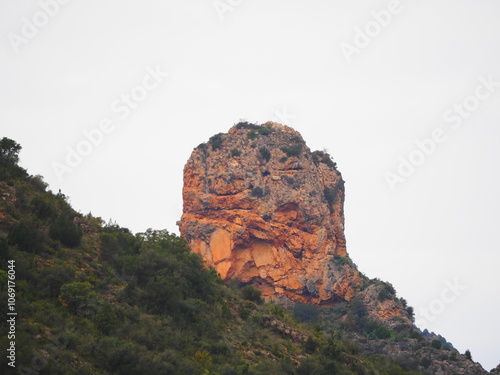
[
  {"xmin": 177, "ymin": 122, "xmax": 495, "ymax": 374},
  {"xmin": 179, "ymin": 122, "xmax": 410, "ymax": 326}
]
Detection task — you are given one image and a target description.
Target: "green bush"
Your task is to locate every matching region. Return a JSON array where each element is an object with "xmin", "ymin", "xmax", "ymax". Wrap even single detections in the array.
[
  {"xmin": 100, "ymin": 231, "xmax": 140, "ymax": 270},
  {"xmin": 91, "ymin": 337, "xmax": 143, "ymax": 374},
  {"xmin": 303, "ymin": 336, "xmax": 319, "ymax": 354},
  {"xmin": 230, "ymin": 148, "xmax": 241, "ymax": 157},
  {"xmin": 38, "ymin": 264, "xmax": 76, "ymax": 298},
  {"xmin": 32, "ymin": 195, "xmax": 57, "ymax": 220},
  {"xmin": 258, "ymin": 125, "xmax": 274, "ymax": 135},
  {"xmin": 431, "ymin": 339, "xmax": 442, "ymax": 349},
  {"xmin": 420, "ymin": 357, "xmax": 431, "ymax": 368},
  {"xmin": 311, "ymin": 150, "xmax": 337, "ymax": 169},
  {"xmin": 246, "ymin": 124, "xmax": 274, "ymax": 139},
  {"xmin": 374, "ymin": 325, "xmax": 392, "ymax": 339},
  {"xmin": 465, "ymin": 349, "xmax": 472, "ymax": 360},
  {"xmin": 409, "ymin": 330, "xmax": 423, "ymax": 340},
  {"xmin": 293, "ymin": 303, "xmax": 320, "ymax": 323},
  {"xmin": 8, "ymin": 219, "xmax": 43, "ymax": 252},
  {"xmin": 94, "ymin": 304, "xmax": 119, "ymax": 334},
  {"xmin": 323, "ymin": 186, "xmax": 338, "ymax": 205},
  {"xmin": 235, "ymin": 121, "xmax": 259, "ymax": 130},
  {"xmin": 280, "ymin": 144, "xmax": 302, "ymax": 157},
  {"xmin": 251, "ymin": 187, "xmax": 264, "ymax": 198},
  {"xmin": 241, "ymin": 285, "xmax": 263, "ymax": 304},
  {"xmin": 259, "ymin": 147, "xmax": 271, "ymax": 162},
  {"xmin": 49, "ymin": 214, "xmax": 83, "ymax": 248},
  {"xmin": 0, "ymin": 137, "xmax": 21, "ymax": 165},
  {"xmin": 59, "ymin": 281, "xmax": 96, "ymax": 313},
  {"xmin": 333, "ymin": 253, "xmax": 352, "ymax": 267},
  {"xmin": 209, "ymin": 133, "xmax": 224, "ymax": 150},
  {"xmin": 378, "ymin": 283, "xmax": 396, "ymax": 301},
  {"xmin": 247, "ymin": 129, "xmax": 258, "ymax": 140},
  {"xmin": 406, "ymin": 306, "xmax": 414, "ymax": 319}
]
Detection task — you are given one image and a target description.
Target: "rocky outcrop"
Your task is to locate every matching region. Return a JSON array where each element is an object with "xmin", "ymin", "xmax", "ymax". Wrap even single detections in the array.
[
  {"xmin": 179, "ymin": 121, "xmax": 489, "ymax": 374},
  {"xmin": 360, "ymin": 337, "xmax": 489, "ymax": 375},
  {"xmin": 180, "ymin": 122, "xmax": 363, "ymax": 305}
]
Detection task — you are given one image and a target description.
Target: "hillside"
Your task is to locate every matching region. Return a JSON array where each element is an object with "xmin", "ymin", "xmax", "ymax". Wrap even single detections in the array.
[{"xmin": 0, "ymin": 134, "xmax": 495, "ymax": 374}]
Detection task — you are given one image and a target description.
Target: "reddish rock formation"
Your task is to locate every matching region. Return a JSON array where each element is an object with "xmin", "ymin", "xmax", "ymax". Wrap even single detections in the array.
[
  {"xmin": 180, "ymin": 121, "xmax": 412, "ymax": 326},
  {"xmin": 180, "ymin": 122, "xmax": 363, "ymax": 304}
]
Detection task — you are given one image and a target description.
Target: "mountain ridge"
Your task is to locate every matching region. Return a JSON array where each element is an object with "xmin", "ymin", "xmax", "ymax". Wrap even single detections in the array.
[{"xmin": 0, "ymin": 133, "xmax": 495, "ymax": 374}]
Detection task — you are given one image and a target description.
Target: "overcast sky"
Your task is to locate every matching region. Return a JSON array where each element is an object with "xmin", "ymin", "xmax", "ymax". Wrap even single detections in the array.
[{"xmin": 1, "ymin": 0, "xmax": 500, "ymax": 370}]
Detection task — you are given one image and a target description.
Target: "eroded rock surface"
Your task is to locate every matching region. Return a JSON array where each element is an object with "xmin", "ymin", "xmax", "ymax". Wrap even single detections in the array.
[{"xmin": 180, "ymin": 122, "xmax": 361, "ymax": 303}]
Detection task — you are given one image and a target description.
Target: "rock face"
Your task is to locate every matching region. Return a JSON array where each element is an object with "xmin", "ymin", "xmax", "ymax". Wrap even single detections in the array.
[
  {"xmin": 179, "ymin": 122, "xmax": 491, "ymax": 375},
  {"xmin": 180, "ymin": 122, "xmax": 363, "ymax": 305}
]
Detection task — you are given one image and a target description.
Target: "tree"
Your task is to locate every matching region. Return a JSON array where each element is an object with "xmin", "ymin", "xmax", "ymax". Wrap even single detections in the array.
[
  {"xmin": 293, "ymin": 303, "xmax": 320, "ymax": 323},
  {"xmin": 465, "ymin": 349, "xmax": 472, "ymax": 361},
  {"xmin": 8, "ymin": 219, "xmax": 43, "ymax": 253},
  {"xmin": 0, "ymin": 137, "xmax": 21, "ymax": 165},
  {"xmin": 49, "ymin": 214, "xmax": 83, "ymax": 248},
  {"xmin": 94, "ymin": 304, "xmax": 119, "ymax": 334},
  {"xmin": 59, "ymin": 281, "xmax": 96, "ymax": 313},
  {"xmin": 431, "ymin": 339, "xmax": 442, "ymax": 349},
  {"xmin": 38, "ymin": 264, "xmax": 76, "ymax": 298},
  {"xmin": 241, "ymin": 285, "xmax": 263, "ymax": 304}
]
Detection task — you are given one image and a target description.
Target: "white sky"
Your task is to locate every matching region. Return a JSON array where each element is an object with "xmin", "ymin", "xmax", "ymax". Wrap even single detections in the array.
[{"xmin": 1, "ymin": 0, "xmax": 499, "ymax": 370}]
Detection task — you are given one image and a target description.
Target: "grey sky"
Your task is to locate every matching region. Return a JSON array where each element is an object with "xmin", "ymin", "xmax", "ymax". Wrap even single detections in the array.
[{"xmin": 1, "ymin": 0, "xmax": 499, "ymax": 369}]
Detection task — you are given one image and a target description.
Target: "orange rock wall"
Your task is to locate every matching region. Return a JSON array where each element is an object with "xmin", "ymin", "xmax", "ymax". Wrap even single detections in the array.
[{"xmin": 180, "ymin": 122, "xmax": 362, "ymax": 304}]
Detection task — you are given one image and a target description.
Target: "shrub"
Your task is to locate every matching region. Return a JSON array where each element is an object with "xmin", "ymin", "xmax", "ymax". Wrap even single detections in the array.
[
  {"xmin": 38, "ymin": 264, "xmax": 76, "ymax": 298},
  {"xmin": 230, "ymin": 148, "xmax": 241, "ymax": 157},
  {"xmin": 246, "ymin": 124, "xmax": 274, "ymax": 139},
  {"xmin": 280, "ymin": 144, "xmax": 302, "ymax": 157},
  {"xmin": 29, "ymin": 174, "xmax": 49, "ymax": 192},
  {"xmin": 378, "ymin": 283, "xmax": 396, "ymax": 301},
  {"xmin": 241, "ymin": 285, "xmax": 263, "ymax": 304},
  {"xmin": 258, "ymin": 125, "xmax": 274, "ymax": 135},
  {"xmin": 405, "ymin": 306, "xmax": 414, "ymax": 319},
  {"xmin": 235, "ymin": 121, "xmax": 259, "ymax": 130},
  {"xmin": 333, "ymin": 253, "xmax": 352, "ymax": 267},
  {"xmin": 50, "ymin": 214, "xmax": 83, "ymax": 248},
  {"xmin": 259, "ymin": 147, "xmax": 271, "ymax": 162},
  {"xmin": 420, "ymin": 357, "xmax": 431, "ymax": 368},
  {"xmin": 293, "ymin": 303, "xmax": 320, "ymax": 323},
  {"xmin": 465, "ymin": 349, "xmax": 472, "ymax": 360},
  {"xmin": 303, "ymin": 336, "xmax": 319, "ymax": 354},
  {"xmin": 100, "ymin": 231, "xmax": 140, "ymax": 269},
  {"xmin": 374, "ymin": 325, "xmax": 391, "ymax": 339},
  {"xmin": 59, "ymin": 281, "xmax": 96, "ymax": 313},
  {"xmin": 282, "ymin": 175, "xmax": 295, "ymax": 185},
  {"xmin": 409, "ymin": 330, "xmax": 423, "ymax": 340},
  {"xmin": 297, "ymin": 357, "xmax": 329, "ymax": 375},
  {"xmin": 247, "ymin": 129, "xmax": 258, "ymax": 140},
  {"xmin": 0, "ymin": 137, "xmax": 21, "ymax": 165},
  {"xmin": 196, "ymin": 142, "xmax": 207, "ymax": 151},
  {"xmin": 94, "ymin": 304, "xmax": 119, "ymax": 334},
  {"xmin": 344, "ymin": 297, "xmax": 369, "ymax": 332},
  {"xmin": 32, "ymin": 196, "xmax": 56, "ymax": 220},
  {"xmin": 8, "ymin": 219, "xmax": 43, "ymax": 252},
  {"xmin": 323, "ymin": 186, "xmax": 337, "ymax": 205},
  {"xmin": 279, "ymin": 156, "xmax": 288, "ymax": 163},
  {"xmin": 209, "ymin": 133, "xmax": 224, "ymax": 150},
  {"xmin": 92, "ymin": 337, "xmax": 142, "ymax": 374},
  {"xmin": 251, "ymin": 187, "xmax": 264, "ymax": 198},
  {"xmin": 311, "ymin": 150, "xmax": 337, "ymax": 169},
  {"xmin": 431, "ymin": 339, "xmax": 442, "ymax": 349}
]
